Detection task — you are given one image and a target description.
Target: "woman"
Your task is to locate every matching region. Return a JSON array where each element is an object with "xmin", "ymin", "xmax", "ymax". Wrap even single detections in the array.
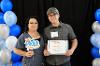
[{"xmin": 14, "ymin": 16, "xmax": 45, "ymax": 66}]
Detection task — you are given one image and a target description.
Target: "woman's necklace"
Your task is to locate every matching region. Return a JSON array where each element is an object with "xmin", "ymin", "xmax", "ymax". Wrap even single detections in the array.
[{"xmin": 28, "ymin": 32, "xmax": 40, "ymax": 39}]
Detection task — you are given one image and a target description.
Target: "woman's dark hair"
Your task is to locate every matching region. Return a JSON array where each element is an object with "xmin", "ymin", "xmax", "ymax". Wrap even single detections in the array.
[{"xmin": 24, "ymin": 16, "xmax": 38, "ymax": 33}]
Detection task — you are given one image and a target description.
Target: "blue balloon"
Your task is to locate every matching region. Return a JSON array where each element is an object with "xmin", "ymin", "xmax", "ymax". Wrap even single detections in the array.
[
  {"xmin": 10, "ymin": 25, "xmax": 21, "ymax": 37},
  {"xmin": 2, "ymin": 0, "xmax": 10, "ymax": 1},
  {"xmin": 0, "ymin": 12, "xmax": 5, "ymax": 24},
  {"xmin": 95, "ymin": 9, "xmax": 100, "ymax": 22},
  {"xmin": 4, "ymin": 11, "xmax": 17, "ymax": 27},
  {"xmin": 91, "ymin": 47, "xmax": 100, "ymax": 58},
  {"xmin": 0, "ymin": 0, "xmax": 13, "ymax": 12},
  {"xmin": 90, "ymin": 33, "xmax": 100, "ymax": 48},
  {"xmin": 11, "ymin": 51, "xmax": 22, "ymax": 63},
  {"xmin": 12, "ymin": 62, "xmax": 22, "ymax": 66}
]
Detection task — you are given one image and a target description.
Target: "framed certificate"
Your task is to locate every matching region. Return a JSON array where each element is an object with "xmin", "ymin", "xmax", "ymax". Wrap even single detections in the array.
[{"xmin": 47, "ymin": 40, "xmax": 69, "ymax": 55}]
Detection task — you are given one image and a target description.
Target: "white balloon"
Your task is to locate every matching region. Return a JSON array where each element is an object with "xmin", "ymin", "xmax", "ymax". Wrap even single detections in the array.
[
  {"xmin": 92, "ymin": 21, "xmax": 100, "ymax": 33},
  {"xmin": 90, "ymin": 33, "xmax": 100, "ymax": 48},
  {"xmin": 92, "ymin": 58, "xmax": 100, "ymax": 66},
  {"xmin": 0, "ymin": 24, "xmax": 9, "ymax": 39},
  {"xmin": 5, "ymin": 36, "xmax": 17, "ymax": 51},
  {"xmin": 4, "ymin": 11, "xmax": 17, "ymax": 27}
]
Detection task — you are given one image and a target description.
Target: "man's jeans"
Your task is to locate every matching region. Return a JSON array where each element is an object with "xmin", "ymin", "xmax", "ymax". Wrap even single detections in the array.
[{"xmin": 46, "ymin": 61, "xmax": 71, "ymax": 66}]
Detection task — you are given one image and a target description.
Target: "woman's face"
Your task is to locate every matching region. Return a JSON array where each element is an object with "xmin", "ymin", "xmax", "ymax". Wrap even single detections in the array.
[{"xmin": 28, "ymin": 18, "xmax": 38, "ymax": 31}]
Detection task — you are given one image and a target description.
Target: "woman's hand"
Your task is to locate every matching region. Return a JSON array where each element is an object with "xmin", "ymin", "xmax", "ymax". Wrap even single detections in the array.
[{"xmin": 25, "ymin": 51, "xmax": 34, "ymax": 57}]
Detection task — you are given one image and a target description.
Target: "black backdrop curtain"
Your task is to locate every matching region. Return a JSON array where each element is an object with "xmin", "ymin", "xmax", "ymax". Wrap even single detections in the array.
[{"xmin": 2, "ymin": 0, "xmax": 100, "ymax": 66}]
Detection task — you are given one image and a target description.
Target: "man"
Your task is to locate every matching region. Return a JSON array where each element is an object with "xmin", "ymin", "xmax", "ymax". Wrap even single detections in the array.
[{"xmin": 44, "ymin": 7, "xmax": 78, "ymax": 66}]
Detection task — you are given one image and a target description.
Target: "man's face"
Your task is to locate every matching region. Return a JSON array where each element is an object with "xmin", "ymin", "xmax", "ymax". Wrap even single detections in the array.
[{"xmin": 48, "ymin": 13, "xmax": 59, "ymax": 24}]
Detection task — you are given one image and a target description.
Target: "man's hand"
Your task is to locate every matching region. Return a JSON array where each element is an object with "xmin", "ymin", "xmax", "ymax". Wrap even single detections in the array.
[
  {"xmin": 64, "ymin": 49, "xmax": 74, "ymax": 56},
  {"xmin": 44, "ymin": 49, "xmax": 49, "ymax": 56}
]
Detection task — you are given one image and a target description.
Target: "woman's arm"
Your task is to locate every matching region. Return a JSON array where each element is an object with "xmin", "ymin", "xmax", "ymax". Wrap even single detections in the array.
[{"xmin": 14, "ymin": 48, "xmax": 34, "ymax": 57}]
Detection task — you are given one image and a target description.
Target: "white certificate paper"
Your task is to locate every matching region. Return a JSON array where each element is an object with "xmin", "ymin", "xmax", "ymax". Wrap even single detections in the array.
[{"xmin": 47, "ymin": 40, "xmax": 69, "ymax": 55}]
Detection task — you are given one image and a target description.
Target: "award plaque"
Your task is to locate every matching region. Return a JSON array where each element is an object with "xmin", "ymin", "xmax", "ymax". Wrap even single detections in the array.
[{"xmin": 47, "ymin": 40, "xmax": 69, "ymax": 55}]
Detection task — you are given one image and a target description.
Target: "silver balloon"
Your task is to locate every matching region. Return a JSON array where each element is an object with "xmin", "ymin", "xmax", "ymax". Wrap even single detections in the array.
[
  {"xmin": 92, "ymin": 58, "xmax": 100, "ymax": 66},
  {"xmin": 1, "ymin": 63, "xmax": 12, "ymax": 66},
  {"xmin": 0, "ymin": 40, "xmax": 6, "ymax": 50},
  {"xmin": 0, "ymin": 49, "xmax": 11, "ymax": 64},
  {"xmin": 0, "ymin": 24, "xmax": 9, "ymax": 40},
  {"xmin": 92, "ymin": 21, "xmax": 100, "ymax": 33}
]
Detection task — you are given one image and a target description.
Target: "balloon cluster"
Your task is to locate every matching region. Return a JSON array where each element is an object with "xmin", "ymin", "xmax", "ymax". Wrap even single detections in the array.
[
  {"xmin": 90, "ymin": 9, "xmax": 100, "ymax": 66},
  {"xmin": 0, "ymin": 0, "xmax": 22, "ymax": 66}
]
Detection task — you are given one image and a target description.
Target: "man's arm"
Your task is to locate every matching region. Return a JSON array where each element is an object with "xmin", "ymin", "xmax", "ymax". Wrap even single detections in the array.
[
  {"xmin": 70, "ymin": 38, "xmax": 78, "ymax": 52},
  {"xmin": 65, "ymin": 38, "xmax": 78, "ymax": 56}
]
